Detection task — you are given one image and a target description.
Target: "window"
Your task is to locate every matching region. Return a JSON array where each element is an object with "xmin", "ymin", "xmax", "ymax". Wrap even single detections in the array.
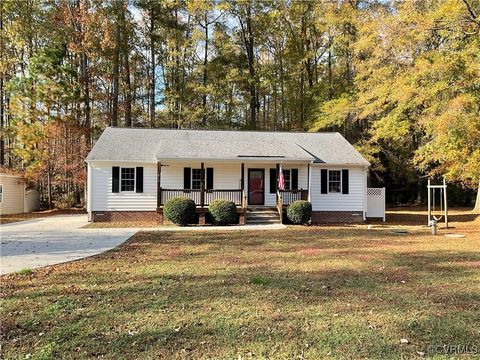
[
  {"xmin": 121, "ymin": 167, "xmax": 135, "ymax": 192},
  {"xmin": 284, "ymin": 169, "xmax": 291, "ymax": 190},
  {"xmin": 192, "ymin": 169, "xmax": 202, "ymax": 190},
  {"xmin": 283, "ymin": 170, "xmax": 292, "ymax": 190},
  {"xmin": 0, "ymin": 184, "xmax": 3, "ymax": 203},
  {"xmin": 328, "ymin": 170, "xmax": 341, "ymax": 193}
]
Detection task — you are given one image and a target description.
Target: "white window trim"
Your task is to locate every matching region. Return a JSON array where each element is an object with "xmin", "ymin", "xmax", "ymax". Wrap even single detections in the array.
[
  {"xmin": 283, "ymin": 169, "xmax": 292, "ymax": 191},
  {"xmin": 191, "ymin": 168, "xmax": 202, "ymax": 190},
  {"xmin": 328, "ymin": 169, "xmax": 342, "ymax": 194},
  {"xmin": 120, "ymin": 167, "xmax": 136, "ymax": 193}
]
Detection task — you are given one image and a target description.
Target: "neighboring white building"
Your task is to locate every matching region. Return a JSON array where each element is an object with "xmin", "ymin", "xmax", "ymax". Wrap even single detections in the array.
[
  {"xmin": 85, "ymin": 128, "xmax": 372, "ymax": 224},
  {"xmin": 0, "ymin": 174, "xmax": 40, "ymax": 215}
]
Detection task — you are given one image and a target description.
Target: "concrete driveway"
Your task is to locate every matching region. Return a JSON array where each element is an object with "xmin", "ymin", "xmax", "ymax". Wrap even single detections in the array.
[{"xmin": 0, "ymin": 215, "xmax": 137, "ymax": 275}]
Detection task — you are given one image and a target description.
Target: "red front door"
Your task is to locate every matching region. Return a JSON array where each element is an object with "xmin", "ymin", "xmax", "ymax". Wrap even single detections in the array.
[{"xmin": 248, "ymin": 169, "xmax": 264, "ymax": 205}]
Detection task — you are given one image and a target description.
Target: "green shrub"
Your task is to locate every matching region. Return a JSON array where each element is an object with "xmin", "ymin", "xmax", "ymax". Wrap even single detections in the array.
[
  {"xmin": 164, "ymin": 197, "xmax": 196, "ymax": 225},
  {"xmin": 208, "ymin": 199, "xmax": 237, "ymax": 225},
  {"xmin": 286, "ymin": 200, "xmax": 312, "ymax": 224}
]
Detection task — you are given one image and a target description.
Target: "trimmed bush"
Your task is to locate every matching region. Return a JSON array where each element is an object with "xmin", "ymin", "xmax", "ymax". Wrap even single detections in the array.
[
  {"xmin": 163, "ymin": 197, "xmax": 196, "ymax": 226},
  {"xmin": 208, "ymin": 199, "xmax": 237, "ymax": 225},
  {"xmin": 286, "ymin": 200, "xmax": 312, "ymax": 224}
]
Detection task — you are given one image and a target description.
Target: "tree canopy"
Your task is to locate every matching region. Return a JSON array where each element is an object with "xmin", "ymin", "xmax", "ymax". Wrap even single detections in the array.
[{"xmin": 1, "ymin": 0, "xmax": 478, "ymax": 207}]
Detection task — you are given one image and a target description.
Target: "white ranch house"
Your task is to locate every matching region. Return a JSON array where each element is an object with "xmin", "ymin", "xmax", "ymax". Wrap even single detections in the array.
[{"xmin": 86, "ymin": 128, "xmax": 383, "ymax": 224}]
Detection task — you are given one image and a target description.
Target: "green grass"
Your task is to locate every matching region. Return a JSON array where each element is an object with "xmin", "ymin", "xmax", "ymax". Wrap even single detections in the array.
[
  {"xmin": 17, "ymin": 268, "xmax": 33, "ymax": 275},
  {"xmin": 250, "ymin": 275, "xmax": 270, "ymax": 286},
  {"xmin": 1, "ymin": 212, "xmax": 479, "ymax": 359}
]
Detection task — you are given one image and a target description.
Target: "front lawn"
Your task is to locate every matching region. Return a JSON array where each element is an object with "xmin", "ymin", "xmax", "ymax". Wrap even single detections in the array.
[{"xmin": 1, "ymin": 210, "xmax": 479, "ymax": 359}]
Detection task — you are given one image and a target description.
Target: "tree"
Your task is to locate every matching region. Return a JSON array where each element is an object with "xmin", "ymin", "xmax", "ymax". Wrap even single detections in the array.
[{"xmin": 2, "ymin": 0, "xmax": 477, "ymax": 209}]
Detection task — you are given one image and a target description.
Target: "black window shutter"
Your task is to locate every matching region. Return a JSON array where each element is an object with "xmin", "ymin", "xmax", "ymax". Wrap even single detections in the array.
[
  {"xmin": 112, "ymin": 166, "xmax": 120, "ymax": 193},
  {"xmin": 183, "ymin": 167, "xmax": 191, "ymax": 189},
  {"xmin": 136, "ymin": 167, "xmax": 144, "ymax": 193},
  {"xmin": 321, "ymin": 169, "xmax": 328, "ymax": 194},
  {"xmin": 206, "ymin": 168, "xmax": 214, "ymax": 189},
  {"xmin": 292, "ymin": 169, "xmax": 298, "ymax": 190},
  {"xmin": 342, "ymin": 169, "xmax": 349, "ymax": 194},
  {"xmin": 269, "ymin": 168, "xmax": 277, "ymax": 193}
]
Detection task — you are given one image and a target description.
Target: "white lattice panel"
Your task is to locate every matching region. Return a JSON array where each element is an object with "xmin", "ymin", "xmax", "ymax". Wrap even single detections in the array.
[{"xmin": 367, "ymin": 187, "xmax": 385, "ymax": 220}]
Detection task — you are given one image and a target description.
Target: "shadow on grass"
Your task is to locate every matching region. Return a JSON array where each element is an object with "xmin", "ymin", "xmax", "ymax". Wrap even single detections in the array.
[
  {"xmin": 383, "ymin": 208, "xmax": 479, "ymax": 226},
  {"xmin": 2, "ymin": 228, "xmax": 479, "ymax": 358}
]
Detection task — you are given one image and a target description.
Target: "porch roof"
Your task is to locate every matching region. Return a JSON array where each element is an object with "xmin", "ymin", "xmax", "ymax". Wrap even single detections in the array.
[{"xmin": 86, "ymin": 127, "xmax": 370, "ymax": 166}]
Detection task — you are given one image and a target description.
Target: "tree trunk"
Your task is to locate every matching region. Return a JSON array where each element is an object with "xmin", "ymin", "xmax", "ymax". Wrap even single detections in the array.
[
  {"xmin": 237, "ymin": 3, "xmax": 256, "ymax": 129},
  {"xmin": 111, "ymin": 11, "xmax": 120, "ymax": 127},
  {"xmin": 122, "ymin": 6, "xmax": 132, "ymax": 127},
  {"xmin": 80, "ymin": 52, "xmax": 91, "ymax": 144},
  {"xmin": 202, "ymin": 12, "xmax": 208, "ymax": 126},
  {"xmin": 124, "ymin": 54, "xmax": 132, "ymax": 126},
  {"xmin": 327, "ymin": 37, "xmax": 333, "ymax": 99},
  {"xmin": 47, "ymin": 164, "xmax": 52, "ymax": 209},
  {"xmin": 150, "ymin": 5, "xmax": 155, "ymax": 127},
  {"xmin": 246, "ymin": 6, "xmax": 256, "ymax": 130},
  {"xmin": 474, "ymin": 181, "xmax": 480, "ymax": 212},
  {"xmin": 0, "ymin": 3, "xmax": 4, "ymax": 166}
]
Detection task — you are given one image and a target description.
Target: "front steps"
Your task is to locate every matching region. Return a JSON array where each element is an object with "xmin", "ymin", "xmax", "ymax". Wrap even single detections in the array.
[{"xmin": 246, "ymin": 207, "xmax": 282, "ymax": 225}]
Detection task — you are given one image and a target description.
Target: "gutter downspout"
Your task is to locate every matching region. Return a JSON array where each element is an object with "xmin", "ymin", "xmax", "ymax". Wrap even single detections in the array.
[
  {"xmin": 87, "ymin": 162, "xmax": 92, "ymax": 221},
  {"xmin": 308, "ymin": 161, "xmax": 313, "ymax": 203},
  {"xmin": 363, "ymin": 166, "xmax": 368, "ymax": 221}
]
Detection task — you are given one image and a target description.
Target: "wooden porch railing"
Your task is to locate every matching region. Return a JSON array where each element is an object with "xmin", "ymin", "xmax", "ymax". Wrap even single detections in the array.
[
  {"xmin": 279, "ymin": 189, "xmax": 308, "ymax": 205},
  {"xmin": 160, "ymin": 188, "xmax": 243, "ymax": 207}
]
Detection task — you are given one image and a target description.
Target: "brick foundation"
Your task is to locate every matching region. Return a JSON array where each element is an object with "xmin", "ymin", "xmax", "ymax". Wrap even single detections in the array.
[
  {"xmin": 92, "ymin": 209, "xmax": 245, "ymax": 225},
  {"xmin": 92, "ymin": 211, "xmax": 161, "ymax": 223},
  {"xmin": 239, "ymin": 213, "xmax": 246, "ymax": 225},
  {"xmin": 311, "ymin": 211, "xmax": 364, "ymax": 224}
]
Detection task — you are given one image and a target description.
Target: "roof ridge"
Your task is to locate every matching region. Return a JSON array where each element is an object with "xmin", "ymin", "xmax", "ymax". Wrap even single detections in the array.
[{"xmin": 106, "ymin": 127, "xmax": 340, "ymax": 135}]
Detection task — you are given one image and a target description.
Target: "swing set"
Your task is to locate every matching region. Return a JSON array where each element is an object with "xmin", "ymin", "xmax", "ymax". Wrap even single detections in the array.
[{"xmin": 427, "ymin": 178, "xmax": 448, "ymax": 228}]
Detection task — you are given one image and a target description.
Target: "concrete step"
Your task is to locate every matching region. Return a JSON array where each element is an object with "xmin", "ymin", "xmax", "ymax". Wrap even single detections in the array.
[
  {"xmin": 247, "ymin": 218, "xmax": 282, "ymax": 224},
  {"xmin": 247, "ymin": 213, "xmax": 279, "ymax": 219},
  {"xmin": 246, "ymin": 208, "xmax": 281, "ymax": 225},
  {"xmin": 247, "ymin": 207, "xmax": 277, "ymax": 212}
]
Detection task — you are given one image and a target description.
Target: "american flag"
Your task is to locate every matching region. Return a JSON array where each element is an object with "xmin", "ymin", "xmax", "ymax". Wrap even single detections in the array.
[{"xmin": 277, "ymin": 163, "xmax": 285, "ymax": 191}]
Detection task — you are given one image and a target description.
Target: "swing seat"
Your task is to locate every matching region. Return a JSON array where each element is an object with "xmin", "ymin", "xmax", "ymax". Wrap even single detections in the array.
[{"xmin": 432, "ymin": 214, "xmax": 443, "ymax": 221}]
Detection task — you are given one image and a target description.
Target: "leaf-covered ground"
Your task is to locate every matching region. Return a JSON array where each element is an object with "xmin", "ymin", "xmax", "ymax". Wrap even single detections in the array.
[
  {"xmin": 1, "ymin": 209, "xmax": 479, "ymax": 359},
  {"xmin": 0, "ymin": 209, "xmax": 85, "ymax": 224}
]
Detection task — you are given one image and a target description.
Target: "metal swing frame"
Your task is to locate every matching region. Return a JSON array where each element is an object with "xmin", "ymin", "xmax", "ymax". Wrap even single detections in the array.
[{"xmin": 427, "ymin": 178, "xmax": 448, "ymax": 228}]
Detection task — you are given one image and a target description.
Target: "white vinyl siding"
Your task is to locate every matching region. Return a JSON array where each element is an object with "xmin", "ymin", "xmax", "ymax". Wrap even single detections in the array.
[
  {"xmin": 0, "ymin": 175, "xmax": 25, "ymax": 215},
  {"xmin": 88, "ymin": 161, "xmax": 366, "ymax": 213},
  {"xmin": 161, "ymin": 162, "xmax": 242, "ymax": 190},
  {"xmin": 310, "ymin": 165, "xmax": 366, "ymax": 212},
  {"xmin": 90, "ymin": 162, "xmax": 156, "ymax": 211}
]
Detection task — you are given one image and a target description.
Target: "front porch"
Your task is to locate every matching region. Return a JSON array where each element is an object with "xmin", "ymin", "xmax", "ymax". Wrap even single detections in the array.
[
  {"xmin": 157, "ymin": 188, "xmax": 307, "ymax": 225},
  {"xmin": 158, "ymin": 188, "xmax": 308, "ymax": 208},
  {"xmin": 155, "ymin": 161, "xmax": 309, "ymax": 224}
]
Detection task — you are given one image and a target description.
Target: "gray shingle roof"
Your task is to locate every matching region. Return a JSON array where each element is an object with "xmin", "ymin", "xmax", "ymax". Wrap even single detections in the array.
[{"xmin": 86, "ymin": 127, "xmax": 370, "ymax": 165}]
